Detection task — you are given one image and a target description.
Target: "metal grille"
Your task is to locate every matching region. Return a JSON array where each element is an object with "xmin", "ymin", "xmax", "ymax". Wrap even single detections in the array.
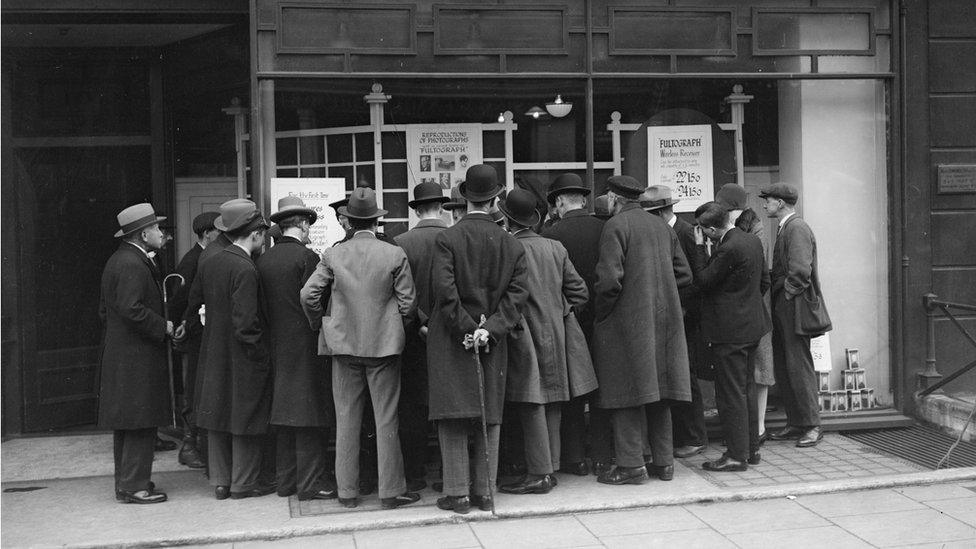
[{"xmin": 842, "ymin": 424, "xmax": 976, "ymax": 470}]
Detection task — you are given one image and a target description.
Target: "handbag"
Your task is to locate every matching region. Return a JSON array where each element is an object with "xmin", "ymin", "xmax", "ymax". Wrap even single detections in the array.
[{"xmin": 794, "ymin": 270, "xmax": 832, "ymax": 337}]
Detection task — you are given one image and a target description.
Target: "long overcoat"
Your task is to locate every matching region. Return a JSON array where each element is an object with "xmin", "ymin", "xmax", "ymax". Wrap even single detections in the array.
[
  {"xmin": 506, "ymin": 231, "xmax": 596, "ymax": 403},
  {"xmin": 541, "ymin": 208, "xmax": 605, "ymax": 342},
  {"xmin": 184, "ymin": 232, "xmax": 231, "ymax": 403},
  {"xmin": 592, "ymin": 203, "xmax": 693, "ymax": 409},
  {"xmin": 195, "ymin": 245, "xmax": 272, "ymax": 435},
  {"xmin": 256, "ymin": 236, "xmax": 331, "ymax": 427},
  {"xmin": 97, "ymin": 243, "xmax": 172, "ymax": 430},
  {"xmin": 427, "ymin": 212, "xmax": 528, "ymax": 424}
]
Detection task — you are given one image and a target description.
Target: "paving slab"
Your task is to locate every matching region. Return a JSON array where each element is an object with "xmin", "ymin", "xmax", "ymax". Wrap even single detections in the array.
[
  {"xmin": 830, "ymin": 508, "xmax": 976, "ymax": 547},
  {"xmin": 354, "ymin": 524, "xmax": 479, "ymax": 549},
  {"xmin": 726, "ymin": 525, "xmax": 874, "ymax": 549},
  {"xmin": 574, "ymin": 506, "xmax": 707, "ymax": 537},
  {"xmin": 894, "ymin": 483, "xmax": 976, "ymax": 502},
  {"xmin": 683, "ymin": 498, "xmax": 830, "ymax": 534},
  {"xmin": 469, "ymin": 516, "xmax": 598, "ymax": 549},
  {"xmin": 794, "ymin": 488, "xmax": 926, "ymax": 517},
  {"xmin": 600, "ymin": 529, "xmax": 736, "ymax": 548},
  {"xmin": 923, "ymin": 497, "xmax": 976, "ymax": 527}
]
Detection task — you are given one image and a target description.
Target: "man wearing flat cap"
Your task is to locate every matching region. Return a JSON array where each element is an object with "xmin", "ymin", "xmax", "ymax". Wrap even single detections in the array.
[
  {"xmin": 761, "ymin": 183, "xmax": 826, "ymax": 448},
  {"xmin": 195, "ymin": 199, "xmax": 275, "ymax": 500},
  {"xmin": 394, "ymin": 181, "xmax": 451, "ymax": 491},
  {"xmin": 301, "ymin": 187, "xmax": 420, "ymax": 510},
  {"xmin": 593, "ymin": 175, "xmax": 692, "ymax": 485},
  {"xmin": 169, "ymin": 211, "xmax": 220, "ymax": 470},
  {"xmin": 257, "ymin": 197, "xmax": 336, "ymax": 501},
  {"xmin": 428, "ymin": 164, "xmax": 529, "ymax": 514},
  {"xmin": 541, "ymin": 173, "xmax": 611, "ymax": 477},
  {"xmin": 99, "ymin": 203, "xmax": 182, "ymax": 503}
]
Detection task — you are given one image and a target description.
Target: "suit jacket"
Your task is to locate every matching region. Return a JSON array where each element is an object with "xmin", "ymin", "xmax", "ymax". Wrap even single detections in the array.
[
  {"xmin": 97, "ymin": 243, "xmax": 171, "ymax": 430},
  {"xmin": 394, "ymin": 218, "xmax": 449, "ymax": 324},
  {"xmin": 183, "ymin": 232, "xmax": 232, "ymax": 331},
  {"xmin": 301, "ymin": 231, "xmax": 415, "ymax": 358},
  {"xmin": 257, "ymin": 236, "xmax": 332, "ymax": 427},
  {"xmin": 541, "ymin": 208, "xmax": 604, "ymax": 340},
  {"xmin": 426, "ymin": 212, "xmax": 529, "ymax": 423},
  {"xmin": 691, "ymin": 227, "xmax": 772, "ymax": 344},
  {"xmin": 771, "ymin": 214, "xmax": 818, "ymax": 298},
  {"xmin": 592, "ymin": 203, "xmax": 692, "ymax": 408},
  {"xmin": 195, "ymin": 245, "xmax": 272, "ymax": 435},
  {"xmin": 672, "ymin": 217, "xmax": 702, "ymax": 321},
  {"xmin": 169, "ymin": 243, "xmax": 202, "ymax": 321}
]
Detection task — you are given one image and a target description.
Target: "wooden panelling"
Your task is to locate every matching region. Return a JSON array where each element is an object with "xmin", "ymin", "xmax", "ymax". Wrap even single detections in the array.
[
  {"xmin": 277, "ymin": 4, "xmax": 415, "ymax": 54},
  {"xmin": 933, "ymin": 269, "xmax": 976, "ymax": 305},
  {"xmin": 930, "ymin": 211, "xmax": 976, "ymax": 266},
  {"xmin": 929, "ymin": 0, "xmax": 976, "ymax": 38},
  {"xmin": 434, "ymin": 5, "xmax": 567, "ymax": 54},
  {"xmin": 929, "ymin": 96, "xmax": 976, "ymax": 147},
  {"xmin": 609, "ymin": 8, "xmax": 734, "ymax": 55},
  {"xmin": 929, "ymin": 42, "xmax": 976, "ymax": 93},
  {"xmin": 931, "ymin": 151, "xmax": 976, "ymax": 211},
  {"xmin": 753, "ymin": 8, "xmax": 874, "ymax": 55}
]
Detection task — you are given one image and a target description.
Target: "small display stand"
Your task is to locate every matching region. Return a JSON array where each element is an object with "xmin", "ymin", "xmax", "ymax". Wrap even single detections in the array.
[{"xmin": 818, "ymin": 348, "xmax": 876, "ymax": 412}]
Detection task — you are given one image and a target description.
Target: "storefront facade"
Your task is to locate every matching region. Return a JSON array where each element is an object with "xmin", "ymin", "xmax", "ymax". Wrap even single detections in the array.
[{"xmin": 2, "ymin": 0, "xmax": 974, "ymax": 435}]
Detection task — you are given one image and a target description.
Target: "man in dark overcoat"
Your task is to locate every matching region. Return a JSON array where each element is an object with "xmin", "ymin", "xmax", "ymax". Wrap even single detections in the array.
[
  {"xmin": 394, "ymin": 181, "xmax": 451, "ymax": 490},
  {"xmin": 593, "ymin": 175, "xmax": 693, "ymax": 485},
  {"xmin": 428, "ymin": 164, "xmax": 529, "ymax": 514},
  {"xmin": 169, "ymin": 211, "xmax": 219, "ymax": 469},
  {"xmin": 99, "ymin": 203, "xmax": 180, "ymax": 504},
  {"xmin": 643, "ymin": 186, "xmax": 709, "ymax": 458},
  {"xmin": 257, "ymin": 196, "xmax": 336, "ymax": 501},
  {"xmin": 195, "ymin": 200, "xmax": 274, "ymax": 500},
  {"xmin": 691, "ymin": 201, "xmax": 771, "ymax": 471},
  {"xmin": 541, "ymin": 173, "xmax": 612, "ymax": 476},
  {"xmin": 762, "ymin": 183, "xmax": 824, "ymax": 448}
]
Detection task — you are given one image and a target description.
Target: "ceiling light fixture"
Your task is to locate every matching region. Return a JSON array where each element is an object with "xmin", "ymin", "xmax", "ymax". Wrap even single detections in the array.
[
  {"xmin": 524, "ymin": 106, "xmax": 546, "ymax": 119},
  {"xmin": 545, "ymin": 94, "xmax": 573, "ymax": 118}
]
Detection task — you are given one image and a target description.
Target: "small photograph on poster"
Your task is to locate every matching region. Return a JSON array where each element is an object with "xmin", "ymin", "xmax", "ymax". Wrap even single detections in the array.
[
  {"xmin": 439, "ymin": 173, "xmax": 452, "ymax": 189},
  {"xmin": 422, "ymin": 177, "xmax": 437, "ymax": 185},
  {"xmin": 435, "ymin": 155, "xmax": 456, "ymax": 171},
  {"xmin": 459, "ymin": 154, "xmax": 469, "ymax": 169},
  {"xmin": 420, "ymin": 155, "xmax": 431, "ymax": 172}
]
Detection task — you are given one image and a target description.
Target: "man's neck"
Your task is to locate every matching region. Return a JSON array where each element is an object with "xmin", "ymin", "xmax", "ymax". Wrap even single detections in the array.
[
  {"xmin": 778, "ymin": 208, "xmax": 796, "ymax": 222},
  {"xmin": 716, "ymin": 225, "xmax": 733, "ymax": 241},
  {"xmin": 232, "ymin": 240, "xmax": 252, "ymax": 256},
  {"xmin": 126, "ymin": 239, "xmax": 149, "ymax": 254},
  {"xmin": 417, "ymin": 213, "xmax": 442, "ymax": 221},
  {"xmin": 660, "ymin": 209, "xmax": 676, "ymax": 223},
  {"xmin": 281, "ymin": 228, "xmax": 304, "ymax": 240}
]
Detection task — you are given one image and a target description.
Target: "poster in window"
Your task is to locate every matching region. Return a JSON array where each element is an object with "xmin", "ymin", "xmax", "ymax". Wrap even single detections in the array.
[
  {"xmin": 646, "ymin": 125, "xmax": 714, "ymax": 213},
  {"xmin": 405, "ymin": 124, "xmax": 483, "ymax": 225},
  {"xmin": 270, "ymin": 177, "xmax": 346, "ymax": 257}
]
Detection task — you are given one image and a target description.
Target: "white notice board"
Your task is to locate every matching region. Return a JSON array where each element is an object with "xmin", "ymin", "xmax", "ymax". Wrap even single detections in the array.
[
  {"xmin": 270, "ymin": 178, "xmax": 346, "ymax": 257},
  {"xmin": 647, "ymin": 125, "xmax": 714, "ymax": 213}
]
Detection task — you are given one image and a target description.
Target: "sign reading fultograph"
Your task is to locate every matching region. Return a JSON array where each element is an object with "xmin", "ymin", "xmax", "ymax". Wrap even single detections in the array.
[
  {"xmin": 647, "ymin": 125, "xmax": 714, "ymax": 213},
  {"xmin": 405, "ymin": 123, "xmax": 483, "ymax": 226},
  {"xmin": 270, "ymin": 177, "xmax": 347, "ymax": 257}
]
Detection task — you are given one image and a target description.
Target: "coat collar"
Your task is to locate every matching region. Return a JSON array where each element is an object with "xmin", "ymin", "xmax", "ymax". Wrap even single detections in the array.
[
  {"xmin": 561, "ymin": 208, "xmax": 590, "ymax": 220},
  {"xmin": 352, "ymin": 230, "xmax": 377, "ymax": 240},
  {"xmin": 461, "ymin": 212, "xmax": 493, "ymax": 223},
  {"xmin": 415, "ymin": 218, "xmax": 449, "ymax": 229},
  {"xmin": 618, "ymin": 202, "xmax": 644, "ymax": 215},
  {"xmin": 275, "ymin": 235, "xmax": 303, "ymax": 245},
  {"xmin": 514, "ymin": 229, "xmax": 539, "ymax": 240},
  {"xmin": 224, "ymin": 243, "xmax": 253, "ymax": 261}
]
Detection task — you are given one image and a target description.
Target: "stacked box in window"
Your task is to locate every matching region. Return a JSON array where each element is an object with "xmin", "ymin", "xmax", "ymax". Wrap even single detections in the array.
[{"xmin": 842, "ymin": 369, "xmax": 866, "ymax": 391}]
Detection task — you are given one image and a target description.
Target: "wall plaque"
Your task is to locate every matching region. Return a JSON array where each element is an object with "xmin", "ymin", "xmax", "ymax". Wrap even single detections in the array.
[{"xmin": 938, "ymin": 164, "xmax": 976, "ymax": 194}]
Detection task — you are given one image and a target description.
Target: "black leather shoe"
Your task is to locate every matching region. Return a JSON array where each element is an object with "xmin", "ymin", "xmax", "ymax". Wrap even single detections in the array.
[
  {"xmin": 469, "ymin": 495, "xmax": 493, "ymax": 512},
  {"xmin": 499, "ymin": 475, "xmax": 554, "ymax": 495},
  {"xmin": 769, "ymin": 426, "xmax": 806, "ymax": 441},
  {"xmin": 230, "ymin": 485, "xmax": 275, "ymax": 499},
  {"xmin": 119, "ymin": 489, "xmax": 167, "ymax": 504},
  {"xmin": 647, "ymin": 464, "xmax": 674, "ymax": 481},
  {"xmin": 796, "ymin": 427, "xmax": 823, "ymax": 448},
  {"xmin": 277, "ymin": 487, "xmax": 297, "ymax": 497},
  {"xmin": 297, "ymin": 488, "xmax": 338, "ymax": 501},
  {"xmin": 436, "ymin": 495, "xmax": 471, "ymax": 514},
  {"xmin": 338, "ymin": 497, "xmax": 358, "ymax": 508},
  {"xmin": 406, "ymin": 478, "xmax": 427, "ymax": 492},
  {"xmin": 674, "ymin": 445, "xmax": 706, "ymax": 458},
  {"xmin": 432, "ymin": 481, "xmax": 444, "ymax": 493},
  {"xmin": 559, "ymin": 461, "xmax": 589, "ymax": 476},
  {"xmin": 702, "ymin": 456, "xmax": 748, "ymax": 472},
  {"xmin": 154, "ymin": 436, "xmax": 178, "ymax": 452},
  {"xmin": 548, "ymin": 473, "xmax": 558, "ymax": 487},
  {"xmin": 748, "ymin": 452, "xmax": 762, "ymax": 465},
  {"xmin": 178, "ymin": 443, "xmax": 206, "ymax": 469},
  {"xmin": 116, "ymin": 481, "xmax": 157, "ymax": 502},
  {"xmin": 215, "ymin": 486, "xmax": 230, "ymax": 500},
  {"xmin": 597, "ymin": 466, "xmax": 649, "ymax": 485},
  {"xmin": 359, "ymin": 479, "xmax": 377, "ymax": 495},
  {"xmin": 758, "ymin": 430, "xmax": 770, "ymax": 446},
  {"xmin": 381, "ymin": 491, "xmax": 421, "ymax": 509},
  {"xmin": 592, "ymin": 460, "xmax": 613, "ymax": 477}
]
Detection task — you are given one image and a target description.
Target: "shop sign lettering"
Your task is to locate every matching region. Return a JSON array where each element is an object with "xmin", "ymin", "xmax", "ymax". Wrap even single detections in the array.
[{"xmin": 647, "ymin": 125, "xmax": 714, "ymax": 213}]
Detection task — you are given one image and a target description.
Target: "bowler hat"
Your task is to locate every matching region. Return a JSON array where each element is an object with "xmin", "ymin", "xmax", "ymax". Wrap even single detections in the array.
[
  {"xmin": 715, "ymin": 183, "xmax": 748, "ymax": 211},
  {"xmin": 547, "ymin": 173, "xmax": 591, "ymax": 203},
  {"xmin": 640, "ymin": 185, "xmax": 681, "ymax": 211},
  {"xmin": 114, "ymin": 203, "xmax": 166, "ymax": 237},
  {"xmin": 593, "ymin": 194, "xmax": 611, "ymax": 219},
  {"xmin": 270, "ymin": 196, "xmax": 318, "ymax": 224},
  {"xmin": 338, "ymin": 187, "xmax": 387, "ymax": 220},
  {"xmin": 606, "ymin": 175, "xmax": 646, "ymax": 199},
  {"xmin": 408, "ymin": 181, "xmax": 450, "ymax": 208},
  {"xmin": 214, "ymin": 199, "xmax": 266, "ymax": 233},
  {"xmin": 498, "ymin": 188, "xmax": 541, "ymax": 228},
  {"xmin": 759, "ymin": 182, "xmax": 799, "ymax": 205},
  {"xmin": 191, "ymin": 211, "xmax": 220, "ymax": 235},
  {"xmin": 458, "ymin": 164, "xmax": 503, "ymax": 202}
]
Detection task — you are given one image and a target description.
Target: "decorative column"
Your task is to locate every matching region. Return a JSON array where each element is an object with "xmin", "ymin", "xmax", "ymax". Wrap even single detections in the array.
[
  {"xmin": 363, "ymin": 83, "xmax": 390, "ymax": 205},
  {"xmin": 222, "ymin": 97, "xmax": 248, "ymax": 199},
  {"xmin": 724, "ymin": 84, "xmax": 753, "ymax": 186}
]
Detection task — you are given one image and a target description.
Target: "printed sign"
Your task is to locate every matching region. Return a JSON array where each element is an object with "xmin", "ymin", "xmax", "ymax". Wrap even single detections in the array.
[
  {"xmin": 811, "ymin": 333, "xmax": 833, "ymax": 373},
  {"xmin": 405, "ymin": 124, "xmax": 483, "ymax": 225},
  {"xmin": 270, "ymin": 178, "xmax": 347, "ymax": 257},
  {"xmin": 647, "ymin": 125, "xmax": 714, "ymax": 213}
]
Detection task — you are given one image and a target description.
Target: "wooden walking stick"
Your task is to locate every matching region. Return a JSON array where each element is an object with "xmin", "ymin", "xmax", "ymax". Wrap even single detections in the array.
[
  {"xmin": 162, "ymin": 273, "xmax": 185, "ymax": 428},
  {"xmin": 469, "ymin": 314, "xmax": 496, "ymax": 515}
]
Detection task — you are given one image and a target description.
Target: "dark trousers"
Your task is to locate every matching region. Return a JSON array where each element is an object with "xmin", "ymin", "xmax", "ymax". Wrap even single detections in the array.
[
  {"xmin": 438, "ymin": 419, "xmax": 500, "ymax": 497},
  {"xmin": 113, "ymin": 428, "xmax": 156, "ymax": 493},
  {"xmin": 672, "ymin": 320, "xmax": 708, "ymax": 447},
  {"xmin": 560, "ymin": 395, "xmax": 587, "ymax": 465},
  {"xmin": 399, "ymin": 334, "xmax": 430, "ymax": 482},
  {"xmin": 611, "ymin": 403, "xmax": 673, "ymax": 468},
  {"xmin": 516, "ymin": 403, "xmax": 562, "ymax": 475},
  {"xmin": 589, "ymin": 405, "xmax": 614, "ymax": 462},
  {"xmin": 208, "ymin": 431, "xmax": 264, "ymax": 492},
  {"xmin": 772, "ymin": 292, "xmax": 821, "ymax": 427},
  {"xmin": 180, "ymin": 335, "xmax": 201, "ymax": 426},
  {"xmin": 275, "ymin": 426, "xmax": 328, "ymax": 497},
  {"xmin": 713, "ymin": 341, "xmax": 760, "ymax": 462}
]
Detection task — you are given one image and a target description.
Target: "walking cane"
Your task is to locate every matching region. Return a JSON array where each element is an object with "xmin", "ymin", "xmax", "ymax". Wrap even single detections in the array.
[
  {"xmin": 162, "ymin": 273, "xmax": 185, "ymax": 428},
  {"xmin": 470, "ymin": 315, "xmax": 496, "ymax": 515}
]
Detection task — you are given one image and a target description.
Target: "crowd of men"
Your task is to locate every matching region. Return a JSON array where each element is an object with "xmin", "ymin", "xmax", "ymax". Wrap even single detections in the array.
[{"xmin": 99, "ymin": 163, "xmax": 826, "ymax": 512}]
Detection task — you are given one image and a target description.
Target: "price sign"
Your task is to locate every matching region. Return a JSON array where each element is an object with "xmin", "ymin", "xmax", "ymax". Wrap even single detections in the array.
[{"xmin": 647, "ymin": 125, "xmax": 714, "ymax": 213}]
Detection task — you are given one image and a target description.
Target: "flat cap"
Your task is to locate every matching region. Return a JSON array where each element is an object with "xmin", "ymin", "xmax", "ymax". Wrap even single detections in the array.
[
  {"xmin": 758, "ymin": 182, "xmax": 799, "ymax": 205},
  {"xmin": 192, "ymin": 211, "xmax": 220, "ymax": 234},
  {"xmin": 606, "ymin": 175, "xmax": 646, "ymax": 199}
]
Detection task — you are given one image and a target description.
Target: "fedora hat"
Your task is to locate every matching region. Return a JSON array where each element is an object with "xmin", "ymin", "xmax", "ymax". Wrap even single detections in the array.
[
  {"xmin": 458, "ymin": 164, "xmax": 503, "ymax": 202},
  {"xmin": 759, "ymin": 182, "xmax": 799, "ymax": 205},
  {"xmin": 408, "ymin": 181, "xmax": 450, "ymax": 208},
  {"xmin": 214, "ymin": 199, "xmax": 265, "ymax": 233},
  {"xmin": 270, "ymin": 195, "xmax": 317, "ymax": 224},
  {"xmin": 640, "ymin": 185, "xmax": 681, "ymax": 211},
  {"xmin": 714, "ymin": 183, "xmax": 748, "ymax": 211},
  {"xmin": 546, "ymin": 173, "xmax": 591, "ymax": 203},
  {"xmin": 338, "ymin": 187, "xmax": 387, "ymax": 220},
  {"xmin": 114, "ymin": 203, "xmax": 166, "ymax": 237},
  {"xmin": 498, "ymin": 188, "xmax": 541, "ymax": 228},
  {"xmin": 606, "ymin": 175, "xmax": 646, "ymax": 199}
]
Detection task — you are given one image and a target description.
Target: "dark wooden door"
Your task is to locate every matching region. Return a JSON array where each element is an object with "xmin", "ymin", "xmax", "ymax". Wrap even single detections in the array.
[{"xmin": 15, "ymin": 146, "xmax": 152, "ymax": 431}]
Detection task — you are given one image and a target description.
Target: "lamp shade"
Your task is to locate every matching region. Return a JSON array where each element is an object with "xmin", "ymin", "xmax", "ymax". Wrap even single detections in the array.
[
  {"xmin": 545, "ymin": 94, "xmax": 573, "ymax": 118},
  {"xmin": 525, "ymin": 106, "xmax": 546, "ymax": 119}
]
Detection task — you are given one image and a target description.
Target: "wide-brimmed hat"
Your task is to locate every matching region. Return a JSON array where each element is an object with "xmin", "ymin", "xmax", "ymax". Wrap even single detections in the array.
[
  {"xmin": 328, "ymin": 197, "xmax": 348, "ymax": 211},
  {"xmin": 458, "ymin": 164, "xmax": 503, "ymax": 202},
  {"xmin": 759, "ymin": 182, "xmax": 799, "ymax": 205},
  {"xmin": 606, "ymin": 175, "xmax": 646, "ymax": 199},
  {"xmin": 498, "ymin": 188, "xmax": 541, "ymax": 228},
  {"xmin": 214, "ymin": 199, "xmax": 265, "ymax": 233},
  {"xmin": 338, "ymin": 187, "xmax": 387, "ymax": 220},
  {"xmin": 640, "ymin": 185, "xmax": 681, "ymax": 211},
  {"xmin": 191, "ymin": 211, "xmax": 220, "ymax": 235},
  {"xmin": 714, "ymin": 183, "xmax": 748, "ymax": 211},
  {"xmin": 114, "ymin": 203, "xmax": 166, "ymax": 237},
  {"xmin": 547, "ymin": 173, "xmax": 591, "ymax": 203},
  {"xmin": 408, "ymin": 181, "xmax": 450, "ymax": 208},
  {"xmin": 270, "ymin": 196, "xmax": 318, "ymax": 224}
]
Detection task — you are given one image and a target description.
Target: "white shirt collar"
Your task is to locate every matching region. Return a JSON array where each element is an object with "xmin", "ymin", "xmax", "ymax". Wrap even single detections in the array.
[
  {"xmin": 779, "ymin": 212, "xmax": 795, "ymax": 228},
  {"xmin": 468, "ymin": 209, "xmax": 490, "ymax": 215},
  {"xmin": 125, "ymin": 241, "xmax": 151, "ymax": 258},
  {"xmin": 667, "ymin": 216, "xmax": 676, "ymax": 228},
  {"xmin": 233, "ymin": 242, "xmax": 252, "ymax": 256},
  {"xmin": 353, "ymin": 230, "xmax": 376, "ymax": 238}
]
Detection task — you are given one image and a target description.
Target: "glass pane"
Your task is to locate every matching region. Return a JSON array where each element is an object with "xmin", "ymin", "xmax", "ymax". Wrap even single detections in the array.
[
  {"xmin": 277, "ymin": 168, "xmax": 298, "ymax": 177},
  {"xmin": 382, "ymin": 132, "xmax": 406, "ymax": 159},
  {"xmin": 383, "ymin": 163, "xmax": 408, "ymax": 190},
  {"xmin": 300, "ymin": 167, "xmax": 325, "ymax": 177},
  {"xmin": 358, "ymin": 164, "xmax": 376, "ymax": 188},
  {"xmin": 276, "ymin": 137, "xmax": 298, "ymax": 166},
  {"xmin": 327, "ymin": 135, "xmax": 354, "ymax": 164},
  {"xmin": 610, "ymin": 9, "xmax": 733, "ymax": 53},
  {"xmin": 298, "ymin": 136, "xmax": 324, "ymax": 165},
  {"xmin": 355, "ymin": 132, "xmax": 374, "ymax": 160},
  {"xmin": 330, "ymin": 165, "xmax": 354, "ymax": 190},
  {"xmin": 383, "ymin": 191, "xmax": 409, "ymax": 218},
  {"xmin": 484, "ymin": 131, "xmax": 505, "ymax": 158},
  {"xmin": 755, "ymin": 11, "xmax": 872, "ymax": 53}
]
